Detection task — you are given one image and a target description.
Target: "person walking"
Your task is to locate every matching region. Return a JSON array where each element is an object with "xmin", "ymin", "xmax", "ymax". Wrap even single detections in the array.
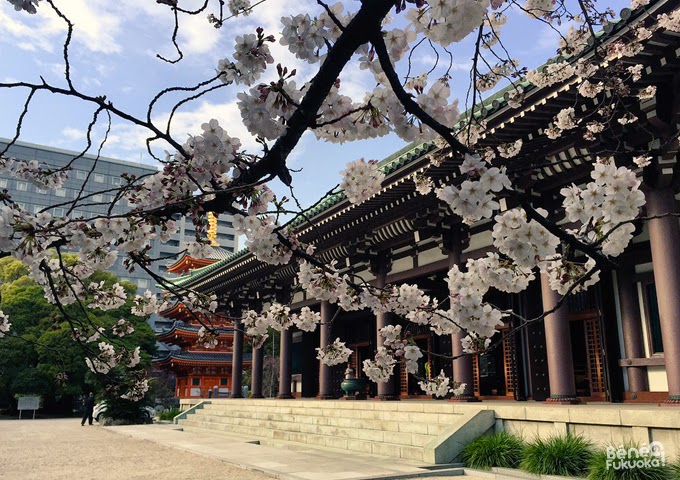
[{"xmin": 81, "ymin": 392, "xmax": 95, "ymax": 426}]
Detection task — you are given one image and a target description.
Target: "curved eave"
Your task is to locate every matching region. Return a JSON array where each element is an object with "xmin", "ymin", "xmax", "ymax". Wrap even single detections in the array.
[{"xmin": 167, "ymin": 254, "xmax": 217, "ymax": 275}]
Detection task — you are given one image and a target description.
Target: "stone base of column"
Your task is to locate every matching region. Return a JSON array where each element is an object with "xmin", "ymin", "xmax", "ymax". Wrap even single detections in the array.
[
  {"xmin": 316, "ymin": 394, "xmax": 338, "ymax": 400},
  {"xmin": 662, "ymin": 395, "xmax": 680, "ymax": 406},
  {"xmin": 374, "ymin": 394, "xmax": 401, "ymax": 401},
  {"xmin": 448, "ymin": 395, "xmax": 481, "ymax": 403},
  {"xmin": 230, "ymin": 394, "xmax": 244, "ymax": 399},
  {"xmin": 250, "ymin": 394, "xmax": 264, "ymax": 399},
  {"xmin": 544, "ymin": 395, "xmax": 582, "ymax": 405},
  {"xmin": 277, "ymin": 393, "xmax": 294, "ymax": 399}
]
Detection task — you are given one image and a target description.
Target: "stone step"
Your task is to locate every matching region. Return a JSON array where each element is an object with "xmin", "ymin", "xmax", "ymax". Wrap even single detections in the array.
[
  {"xmin": 188, "ymin": 410, "xmax": 452, "ymax": 436},
  {"xmin": 201, "ymin": 399, "xmax": 465, "ymax": 415},
  {"xmin": 180, "ymin": 419, "xmax": 428, "ymax": 461},
  {"xmin": 184, "ymin": 412, "xmax": 440, "ymax": 446}
]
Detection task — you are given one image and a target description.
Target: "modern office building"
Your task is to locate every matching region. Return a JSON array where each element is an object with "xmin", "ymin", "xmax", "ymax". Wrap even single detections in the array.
[{"xmin": 0, "ymin": 138, "xmax": 237, "ymax": 329}]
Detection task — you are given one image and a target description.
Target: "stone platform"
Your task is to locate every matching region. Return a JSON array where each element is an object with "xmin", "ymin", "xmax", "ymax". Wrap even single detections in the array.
[{"xmin": 176, "ymin": 399, "xmax": 680, "ymax": 464}]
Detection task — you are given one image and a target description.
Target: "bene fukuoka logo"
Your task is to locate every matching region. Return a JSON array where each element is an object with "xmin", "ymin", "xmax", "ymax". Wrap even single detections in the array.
[{"xmin": 606, "ymin": 442, "xmax": 665, "ymax": 470}]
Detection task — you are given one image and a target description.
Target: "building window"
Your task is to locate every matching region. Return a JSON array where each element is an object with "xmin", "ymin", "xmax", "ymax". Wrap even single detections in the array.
[
  {"xmin": 166, "ymin": 239, "xmax": 179, "ymax": 247},
  {"xmin": 137, "ymin": 279, "xmax": 149, "ymax": 288},
  {"xmin": 94, "ymin": 174, "xmax": 105, "ymax": 183},
  {"xmin": 192, "ymin": 378, "xmax": 200, "ymax": 386},
  {"xmin": 217, "ymin": 220, "xmax": 233, "ymax": 228},
  {"xmin": 112, "ymin": 177, "xmax": 122, "ymax": 186},
  {"xmin": 33, "ymin": 205, "xmax": 43, "ymax": 214},
  {"xmin": 0, "ymin": 179, "xmax": 7, "ymax": 188},
  {"xmin": 75, "ymin": 170, "xmax": 87, "ymax": 180},
  {"xmin": 16, "ymin": 181, "xmax": 28, "ymax": 191},
  {"xmin": 16, "ymin": 203, "xmax": 26, "ymax": 210},
  {"xmin": 92, "ymin": 194, "xmax": 103, "ymax": 202},
  {"xmin": 53, "ymin": 207, "xmax": 65, "ymax": 217},
  {"xmin": 36, "ymin": 187, "xmax": 47, "ymax": 194},
  {"xmin": 220, "ymin": 378, "xmax": 228, "ymax": 386},
  {"xmin": 55, "ymin": 188, "xmax": 66, "ymax": 197}
]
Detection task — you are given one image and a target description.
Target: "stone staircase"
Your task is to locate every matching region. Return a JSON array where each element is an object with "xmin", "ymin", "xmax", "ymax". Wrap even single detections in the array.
[{"xmin": 176, "ymin": 399, "xmax": 495, "ymax": 464}]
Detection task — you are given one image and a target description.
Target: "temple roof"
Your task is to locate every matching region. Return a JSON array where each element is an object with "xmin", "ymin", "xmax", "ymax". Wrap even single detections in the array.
[
  {"xmin": 160, "ymin": 0, "xmax": 674, "ymax": 293},
  {"xmin": 154, "ymin": 351, "xmax": 253, "ymax": 365},
  {"xmin": 156, "ymin": 321, "xmax": 234, "ymax": 342}
]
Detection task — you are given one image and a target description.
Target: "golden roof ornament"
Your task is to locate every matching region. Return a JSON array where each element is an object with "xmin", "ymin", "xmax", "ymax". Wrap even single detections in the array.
[{"xmin": 207, "ymin": 212, "xmax": 219, "ymax": 246}]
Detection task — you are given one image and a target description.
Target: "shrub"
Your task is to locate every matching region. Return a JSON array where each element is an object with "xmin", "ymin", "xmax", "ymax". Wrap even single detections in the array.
[
  {"xmin": 158, "ymin": 407, "xmax": 182, "ymax": 421},
  {"xmin": 461, "ymin": 431, "xmax": 525, "ymax": 470},
  {"xmin": 670, "ymin": 458, "xmax": 680, "ymax": 480},
  {"xmin": 520, "ymin": 434, "xmax": 593, "ymax": 477},
  {"xmin": 587, "ymin": 445, "xmax": 673, "ymax": 480}
]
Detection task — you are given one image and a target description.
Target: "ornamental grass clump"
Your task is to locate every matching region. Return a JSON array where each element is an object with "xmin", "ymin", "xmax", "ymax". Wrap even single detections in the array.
[
  {"xmin": 520, "ymin": 434, "xmax": 593, "ymax": 477},
  {"xmin": 460, "ymin": 431, "xmax": 525, "ymax": 470}
]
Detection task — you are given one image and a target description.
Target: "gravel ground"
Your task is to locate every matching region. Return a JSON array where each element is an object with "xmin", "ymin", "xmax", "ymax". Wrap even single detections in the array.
[{"xmin": 0, "ymin": 419, "xmax": 275, "ymax": 480}]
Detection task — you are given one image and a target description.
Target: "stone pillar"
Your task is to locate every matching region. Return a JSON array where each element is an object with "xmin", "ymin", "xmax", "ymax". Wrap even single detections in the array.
[
  {"xmin": 317, "ymin": 301, "xmax": 335, "ymax": 399},
  {"xmin": 617, "ymin": 267, "xmax": 649, "ymax": 394},
  {"xmin": 230, "ymin": 318, "xmax": 244, "ymax": 398},
  {"xmin": 646, "ymin": 187, "xmax": 680, "ymax": 403},
  {"xmin": 277, "ymin": 328, "xmax": 294, "ymax": 399},
  {"xmin": 373, "ymin": 253, "xmax": 400, "ymax": 400},
  {"xmin": 540, "ymin": 274, "xmax": 580, "ymax": 404},
  {"xmin": 251, "ymin": 345, "xmax": 264, "ymax": 398},
  {"xmin": 447, "ymin": 244, "xmax": 479, "ymax": 402}
]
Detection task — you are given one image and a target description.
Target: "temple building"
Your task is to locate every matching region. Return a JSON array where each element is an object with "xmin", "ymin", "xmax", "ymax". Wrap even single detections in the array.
[
  {"xmin": 167, "ymin": 0, "xmax": 680, "ymax": 405},
  {"xmin": 154, "ymin": 215, "xmax": 252, "ymax": 398}
]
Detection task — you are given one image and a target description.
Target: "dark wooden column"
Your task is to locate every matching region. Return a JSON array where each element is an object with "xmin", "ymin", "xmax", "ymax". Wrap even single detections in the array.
[
  {"xmin": 251, "ymin": 344, "xmax": 264, "ymax": 398},
  {"xmin": 617, "ymin": 267, "xmax": 649, "ymax": 394},
  {"xmin": 372, "ymin": 252, "xmax": 399, "ymax": 400},
  {"xmin": 277, "ymin": 328, "xmax": 294, "ymax": 399},
  {"xmin": 646, "ymin": 186, "xmax": 680, "ymax": 403},
  {"xmin": 317, "ymin": 301, "xmax": 335, "ymax": 399},
  {"xmin": 540, "ymin": 274, "xmax": 580, "ymax": 404},
  {"xmin": 230, "ymin": 317, "xmax": 244, "ymax": 398},
  {"xmin": 443, "ymin": 227, "xmax": 478, "ymax": 402}
]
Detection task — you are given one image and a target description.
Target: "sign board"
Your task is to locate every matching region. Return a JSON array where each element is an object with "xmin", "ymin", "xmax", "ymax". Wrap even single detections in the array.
[{"xmin": 17, "ymin": 396, "xmax": 40, "ymax": 419}]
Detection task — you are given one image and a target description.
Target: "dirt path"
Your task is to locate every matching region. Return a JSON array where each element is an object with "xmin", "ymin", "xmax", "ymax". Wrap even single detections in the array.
[{"xmin": 0, "ymin": 419, "xmax": 274, "ymax": 480}]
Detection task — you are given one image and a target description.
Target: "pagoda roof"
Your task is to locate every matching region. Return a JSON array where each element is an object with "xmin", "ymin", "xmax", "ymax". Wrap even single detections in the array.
[
  {"xmin": 154, "ymin": 351, "xmax": 253, "ymax": 365},
  {"xmin": 156, "ymin": 321, "xmax": 234, "ymax": 342},
  {"xmin": 159, "ymin": 0, "xmax": 674, "ymax": 294}
]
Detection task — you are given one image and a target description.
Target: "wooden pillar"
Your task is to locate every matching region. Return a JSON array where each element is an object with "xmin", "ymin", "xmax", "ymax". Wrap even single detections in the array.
[
  {"xmin": 540, "ymin": 274, "xmax": 580, "ymax": 404},
  {"xmin": 617, "ymin": 267, "xmax": 649, "ymax": 394},
  {"xmin": 277, "ymin": 329, "xmax": 294, "ymax": 399},
  {"xmin": 251, "ymin": 345, "xmax": 264, "ymax": 398},
  {"xmin": 317, "ymin": 301, "xmax": 335, "ymax": 399},
  {"xmin": 646, "ymin": 187, "xmax": 680, "ymax": 403},
  {"xmin": 446, "ymin": 238, "xmax": 479, "ymax": 402},
  {"xmin": 372, "ymin": 252, "xmax": 399, "ymax": 400},
  {"xmin": 230, "ymin": 318, "xmax": 244, "ymax": 398}
]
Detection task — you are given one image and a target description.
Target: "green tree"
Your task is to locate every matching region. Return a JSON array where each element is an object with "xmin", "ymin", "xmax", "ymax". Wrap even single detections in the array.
[{"xmin": 0, "ymin": 257, "xmax": 156, "ymax": 415}]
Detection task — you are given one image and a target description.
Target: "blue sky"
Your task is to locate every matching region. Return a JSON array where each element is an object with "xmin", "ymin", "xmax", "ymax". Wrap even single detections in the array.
[{"xmin": 0, "ymin": 0, "xmax": 629, "ymax": 209}]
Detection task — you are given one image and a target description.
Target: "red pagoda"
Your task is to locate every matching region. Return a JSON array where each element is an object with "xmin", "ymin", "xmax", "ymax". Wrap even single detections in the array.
[{"xmin": 154, "ymin": 248, "xmax": 250, "ymax": 399}]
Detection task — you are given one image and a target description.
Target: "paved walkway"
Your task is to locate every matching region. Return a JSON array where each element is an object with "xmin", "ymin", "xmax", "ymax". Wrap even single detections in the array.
[
  {"xmin": 109, "ymin": 422, "xmax": 454, "ymax": 480},
  {"xmin": 0, "ymin": 419, "xmax": 275, "ymax": 480}
]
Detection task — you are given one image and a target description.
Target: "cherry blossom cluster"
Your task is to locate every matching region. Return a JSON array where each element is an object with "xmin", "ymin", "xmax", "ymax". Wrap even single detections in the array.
[
  {"xmin": 316, "ymin": 338, "xmax": 352, "ymax": 366},
  {"xmin": 237, "ymin": 79, "xmax": 302, "ymax": 140},
  {"xmin": 120, "ymin": 379, "xmax": 150, "ymax": 402},
  {"xmin": 87, "ymin": 282, "xmax": 127, "ymax": 311},
  {"xmin": 217, "ymin": 28, "xmax": 275, "ymax": 87},
  {"xmin": 197, "ymin": 326, "xmax": 219, "ymax": 349},
  {"xmin": 339, "ymin": 159, "xmax": 386, "ymax": 205},
  {"xmin": 0, "ymin": 311, "xmax": 10, "ymax": 338},
  {"xmin": 418, "ymin": 370, "xmax": 466, "ymax": 398},
  {"xmin": 72, "ymin": 326, "xmax": 105, "ymax": 344},
  {"xmin": 436, "ymin": 153, "xmax": 511, "ymax": 225},
  {"xmin": 112, "ymin": 318, "xmax": 135, "ymax": 337},
  {"xmin": 362, "ymin": 347, "xmax": 397, "ymax": 383},
  {"xmin": 406, "ymin": 0, "xmax": 487, "ymax": 47},
  {"xmin": 132, "ymin": 290, "xmax": 167, "ymax": 317},
  {"xmin": 233, "ymin": 214, "xmax": 294, "ymax": 265}
]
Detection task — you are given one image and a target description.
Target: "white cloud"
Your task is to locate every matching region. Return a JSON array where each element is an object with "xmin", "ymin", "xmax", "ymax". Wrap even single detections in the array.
[
  {"xmin": 61, "ymin": 127, "xmax": 86, "ymax": 140},
  {"xmin": 0, "ymin": 0, "xmax": 123, "ymax": 54}
]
